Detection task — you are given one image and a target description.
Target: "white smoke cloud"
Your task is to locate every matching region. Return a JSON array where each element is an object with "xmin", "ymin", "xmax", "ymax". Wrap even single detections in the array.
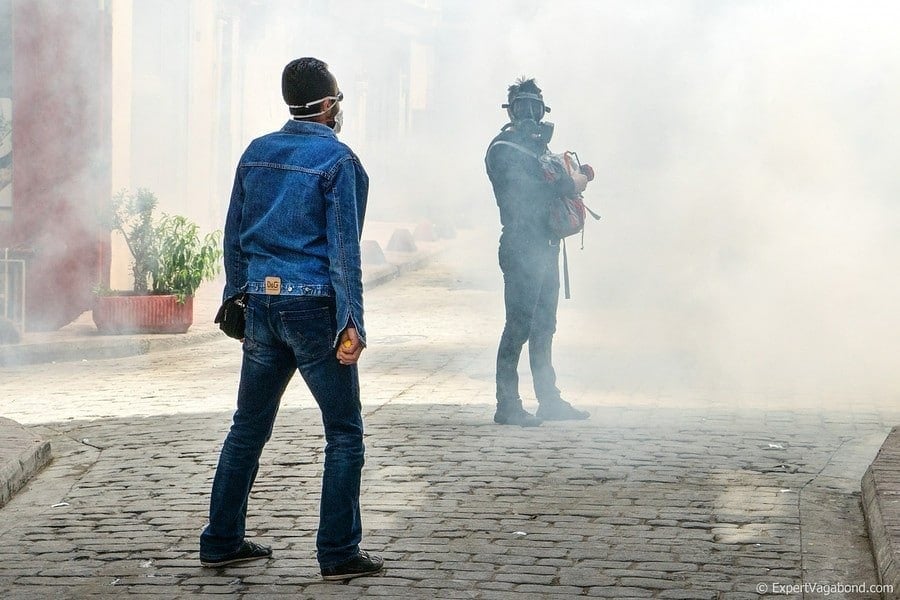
[{"xmin": 112, "ymin": 0, "xmax": 900, "ymax": 398}]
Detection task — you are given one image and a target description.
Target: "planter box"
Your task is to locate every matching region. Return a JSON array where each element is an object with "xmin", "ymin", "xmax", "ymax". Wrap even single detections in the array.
[{"xmin": 92, "ymin": 294, "xmax": 194, "ymax": 334}]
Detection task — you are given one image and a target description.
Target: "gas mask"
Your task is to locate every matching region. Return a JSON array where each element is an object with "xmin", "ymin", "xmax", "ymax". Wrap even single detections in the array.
[
  {"xmin": 503, "ymin": 92, "xmax": 554, "ymax": 143},
  {"xmin": 515, "ymin": 119, "xmax": 554, "ymax": 144}
]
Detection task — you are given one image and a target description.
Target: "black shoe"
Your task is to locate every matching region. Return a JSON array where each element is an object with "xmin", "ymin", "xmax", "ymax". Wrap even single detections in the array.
[
  {"xmin": 200, "ymin": 540, "xmax": 273, "ymax": 568},
  {"xmin": 321, "ymin": 550, "xmax": 384, "ymax": 581},
  {"xmin": 494, "ymin": 404, "xmax": 543, "ymax": 427},
  {"xmin": 536, "ymin": 399, "xmax": 590, "ymax": 421}
]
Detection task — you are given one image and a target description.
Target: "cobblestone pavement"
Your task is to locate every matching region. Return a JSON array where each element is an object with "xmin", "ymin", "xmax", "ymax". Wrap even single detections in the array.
[{"xmin": 1, "ymin": 229, "xmax": 898, "ymax": 599}]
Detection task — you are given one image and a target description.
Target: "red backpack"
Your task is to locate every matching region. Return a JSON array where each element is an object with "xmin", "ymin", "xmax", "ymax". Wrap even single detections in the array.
[
  {"xmin": 487, "ymin": 141, "xmax": 599, "ymax": 240},
  {"xmin": 487, "ymin": 141, "xmax": 600, "ymax": 298}
]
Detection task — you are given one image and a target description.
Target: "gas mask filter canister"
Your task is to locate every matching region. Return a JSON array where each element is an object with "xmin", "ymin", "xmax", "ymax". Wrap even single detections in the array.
[{"xmin": 514, "ymin": 118, "xmax": 554, "ymax": 144}]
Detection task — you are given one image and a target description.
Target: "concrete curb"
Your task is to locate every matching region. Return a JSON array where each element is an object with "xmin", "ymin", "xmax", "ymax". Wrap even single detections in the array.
[
  {"xmin": 0, "ymin": 329, "xmax": 225, "ymax": 367},
  {"xmin": 0, "ymin": 417, "xmax": 51, "ymax": 510},
  {"xmin": 861, "ymin": 426, "xmax": 900, "ymax": 597}
]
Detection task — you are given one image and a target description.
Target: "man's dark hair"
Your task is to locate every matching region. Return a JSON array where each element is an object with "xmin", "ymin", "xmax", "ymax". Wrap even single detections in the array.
[
  {"xmin": 282, "ymin": 57, "xmax": 337, "ymax": 117},
  {"xmin": 507, "ymin": 77, "xmax": 542, "ymax": 103}
]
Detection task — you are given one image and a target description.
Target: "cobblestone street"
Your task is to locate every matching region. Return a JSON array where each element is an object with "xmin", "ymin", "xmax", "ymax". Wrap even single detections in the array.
[{"xmin": 1, "ymin": 230, "xmax": 897, "ymax": 599}]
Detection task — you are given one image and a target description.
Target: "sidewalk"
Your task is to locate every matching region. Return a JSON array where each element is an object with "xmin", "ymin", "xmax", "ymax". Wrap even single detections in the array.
[
  {"xmin": 862, "ymin": 426, "xmax": 900, "ymax": 593},
  {"xmin": 0, "ymin": 221, "xmax": 447, "ymax": 368},
  {"xmin": 0, "ymin": 220, "xmax": 451, "ymax": 508}
]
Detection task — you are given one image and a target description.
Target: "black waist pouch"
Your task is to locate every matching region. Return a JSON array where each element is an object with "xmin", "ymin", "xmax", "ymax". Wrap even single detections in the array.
[{"xmin": 214, "ymin": 293, "xmax": 247, "ymax": 339}]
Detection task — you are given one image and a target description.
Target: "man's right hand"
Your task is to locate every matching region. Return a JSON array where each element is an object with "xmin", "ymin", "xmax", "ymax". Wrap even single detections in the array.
[
  {"xmin": 580, "ymin": 164, "xmax": 595, "ymax": 181},
  {"xmin": 336, "ymin": 327, "xmax": 364, "ymax": 365},
  {"xmin": 571, "ymin": 171, "xmax": 589, "ymax": 194}
]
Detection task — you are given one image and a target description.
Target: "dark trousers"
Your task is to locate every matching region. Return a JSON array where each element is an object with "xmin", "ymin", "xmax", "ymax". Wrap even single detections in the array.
[
  {"xmin": 200, "ymin": 294, "xmax": 364, "ymax": 569},
  {"xmin": 496, "ymin": 236, "xmax": 562, "ymax": 406}
]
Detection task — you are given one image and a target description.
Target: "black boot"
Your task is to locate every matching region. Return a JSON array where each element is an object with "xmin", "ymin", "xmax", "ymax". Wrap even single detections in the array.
[
  {"xmin": 494, "ymin": 400, "xmax": 543, "ymax": 427},
  {"xmin": 536, "ymin": 398, "xmax": 590, "ymax": 421}
]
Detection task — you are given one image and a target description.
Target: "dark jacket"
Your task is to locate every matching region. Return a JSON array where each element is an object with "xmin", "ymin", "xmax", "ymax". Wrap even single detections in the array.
[{"xmin": 485, "ymin": 124, "xmax": 576, "ymax": 243}]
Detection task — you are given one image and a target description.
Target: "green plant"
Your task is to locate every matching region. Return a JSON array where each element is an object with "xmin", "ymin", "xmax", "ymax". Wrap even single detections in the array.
[
  {"xmin": 106, "ymin": 188, "xmax": 159, "ymax": 293},
  {"xmin": 104, "ymin": 188, "xmax": 222, "ymax": 301},
  {"xmin": 154, "ymin": 214, "xmax": 222, "ymax": 302},
  {"xmin": 91, "ymin": 283, "xmax": 115, "ymax": 297}
]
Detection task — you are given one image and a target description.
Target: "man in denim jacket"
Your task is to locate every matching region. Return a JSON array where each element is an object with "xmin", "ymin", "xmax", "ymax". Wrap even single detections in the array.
[{"xmin": 200, "ymin": 57, "xmax": 383, "ymax": 581}]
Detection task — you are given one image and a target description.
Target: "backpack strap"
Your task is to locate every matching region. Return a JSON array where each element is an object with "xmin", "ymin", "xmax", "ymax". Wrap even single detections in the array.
[
  {"xmin": 562, "ymin": 238, "xmax": 571, "ymax": 300},
  {"xmin": 486, "ymin": 140, "xmax": 541, "ymax": 176}
]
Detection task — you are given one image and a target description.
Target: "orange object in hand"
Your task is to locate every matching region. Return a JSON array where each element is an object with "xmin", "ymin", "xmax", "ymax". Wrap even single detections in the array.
[{"xmin": 342, "ymin": 339, "xmax": 353, "ymax": 348}]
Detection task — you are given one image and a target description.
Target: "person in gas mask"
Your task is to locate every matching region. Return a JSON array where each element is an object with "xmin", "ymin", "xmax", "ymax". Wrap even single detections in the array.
[
  {"xmin": 485, "ymin": 77, "xmax": 592, "ymax": 427},
  {"xmin": 200, "ymin": 57, "xmax": 383, "ymax": 581}
]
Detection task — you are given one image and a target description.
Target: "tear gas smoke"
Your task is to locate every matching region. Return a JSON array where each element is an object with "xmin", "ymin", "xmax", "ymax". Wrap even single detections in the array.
[{"xmin": 4, "ymin": 1, "xmax": 898, "ymax": 403}]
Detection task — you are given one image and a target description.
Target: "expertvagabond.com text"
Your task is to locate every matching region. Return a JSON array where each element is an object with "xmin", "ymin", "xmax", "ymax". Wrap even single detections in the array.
[{"xmin": 756, "ymin": 581, "xmax": 894, "ymax": 596}]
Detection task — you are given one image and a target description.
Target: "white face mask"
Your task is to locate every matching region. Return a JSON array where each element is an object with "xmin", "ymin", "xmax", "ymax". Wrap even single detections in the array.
[
  {"xmin": 330, "ymin": 108, "xmax": 343, "ymax": 134},
  {"xmin": 288, "ymin": 91, "xmax": 343, "ymax": 120}
]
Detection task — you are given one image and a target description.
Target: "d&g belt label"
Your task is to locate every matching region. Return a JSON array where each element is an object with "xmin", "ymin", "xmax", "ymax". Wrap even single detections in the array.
[{"xmin": 264, "ymin": 276, "xmax": 282, "ymax": 295}]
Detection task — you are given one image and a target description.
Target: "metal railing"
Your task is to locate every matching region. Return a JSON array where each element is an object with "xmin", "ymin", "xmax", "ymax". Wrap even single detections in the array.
[{"xmin": 1, "ymin": 247, "xmax": 26, "ymax": 334}]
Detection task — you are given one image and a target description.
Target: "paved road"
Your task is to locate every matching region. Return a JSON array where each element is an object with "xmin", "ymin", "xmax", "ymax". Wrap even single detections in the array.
[{"xmin": 1, "ymin": 229, "xmax": 897, "ymax": 599}]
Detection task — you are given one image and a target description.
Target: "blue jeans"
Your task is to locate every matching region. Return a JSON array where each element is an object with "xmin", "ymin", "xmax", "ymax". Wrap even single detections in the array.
[
  {"xmin": 200, "ymin": 294, "xmax": 364, "ymax": 569},
  {"xmin": 496, "ymin": 236, "xmax": 561, "ymax": 405}
]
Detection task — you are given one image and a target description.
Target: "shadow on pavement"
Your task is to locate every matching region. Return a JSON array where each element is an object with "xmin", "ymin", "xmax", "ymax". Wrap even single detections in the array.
[{"xmin": 0, "ymin": 401, "xmax": 891, "ymax": 599}]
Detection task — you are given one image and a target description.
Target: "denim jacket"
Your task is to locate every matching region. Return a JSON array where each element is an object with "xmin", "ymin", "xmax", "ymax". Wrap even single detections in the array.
[{"xmin": 223, "ymin": 120, "xmax": 369, "ymax": 346}]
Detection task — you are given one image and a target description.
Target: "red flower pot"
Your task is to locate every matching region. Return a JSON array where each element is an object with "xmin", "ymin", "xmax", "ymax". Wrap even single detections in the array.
[{"xmin": 92, "ymin": 294, "xmax": 194, "ymax": 334}]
